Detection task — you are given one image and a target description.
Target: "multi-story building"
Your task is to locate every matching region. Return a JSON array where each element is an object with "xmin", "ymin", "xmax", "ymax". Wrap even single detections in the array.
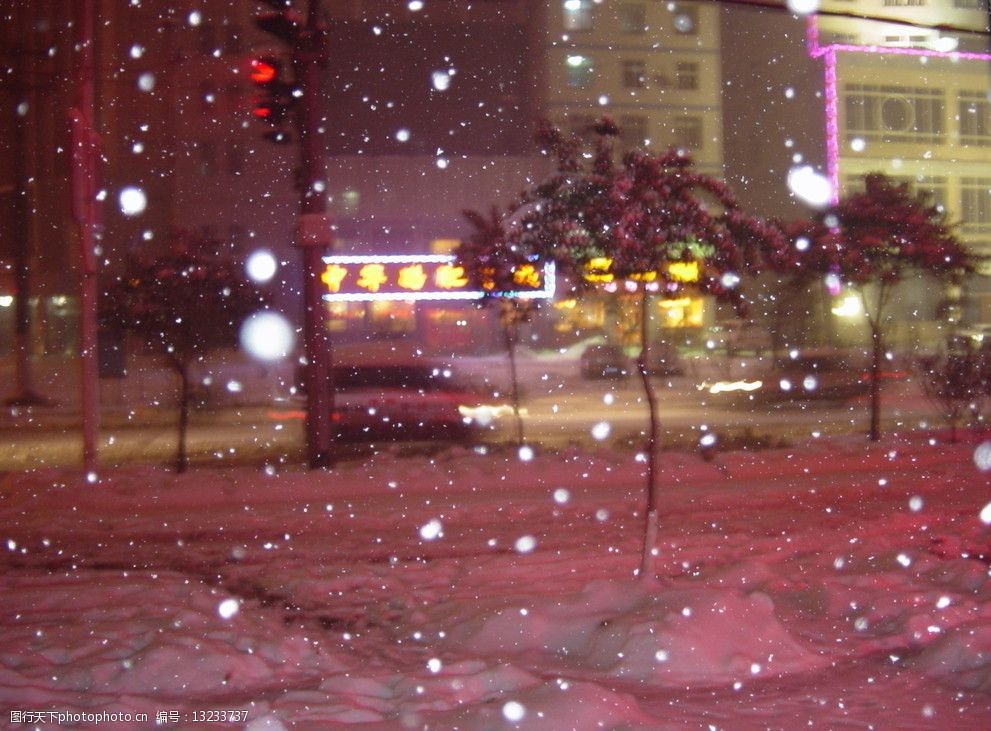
[
  {"xmin": 172, "ymin": 0, "xmax": 725, "ymax": 352},
  {"xmin": 811, "ymin": 0, "xmax": 991, "ymax": 343},
  {"xmin": 1, "ymin": 0, "xmax": 726, "ymax": 366},
  {"xmin": 538, "ymin": 0, "xmax": 723, "ymax": 171},
  {"xmin": 527, "ymin": 0, "xmax": 726, "ymax": 344},
  {"xmin": 721, "ymin": 0, "xmax": 991, "ymax": 350}
]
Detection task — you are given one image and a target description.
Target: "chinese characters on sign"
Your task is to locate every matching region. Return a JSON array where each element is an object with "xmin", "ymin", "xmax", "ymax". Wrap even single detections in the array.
[
  {"xmin": 319, "ymin": 255, "xmax": 555, "ymax": 302},
  {"xmin": 582, "ymin": 257, "xmax": 701, "ymax": 285}
]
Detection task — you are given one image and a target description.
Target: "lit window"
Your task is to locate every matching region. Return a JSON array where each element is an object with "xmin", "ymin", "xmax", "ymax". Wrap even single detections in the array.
[
  {"xmin": 676, "ymin": 62, "xmax": 698, "ymax": 91},
  {"xmin": 622, "ymin": 60, "xmax": 646, "ymax": 89},
  {"xmin": 672, "ymin": 116, "xmax": 702, "ymax": 150},
  {"xmin": 619, "ymin": 115, "xmax": 648, "ymax": 149},
  {"xmin": 566, "ymin": 55, "xmax": 593, "ymax": 87},
  {"xmin": 959, "ymin": 91, "xmax": 991, "ymax": 146},
  {"xmin": 844, "ymin": 84, "xmax": 944, "ymax": 144},
  {"xmin": 563, "ymin": 0, "xmax": 593, "ymax": 31},
  {"xmin": 618, "ymin": 3, "xmax": 646, "ymax": 34},
  {"xmin": 961, "ymin": 178, "xmax": 991, "ymax": 234}
]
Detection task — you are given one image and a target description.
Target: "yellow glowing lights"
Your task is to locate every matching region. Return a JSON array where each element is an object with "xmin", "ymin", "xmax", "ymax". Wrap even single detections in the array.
[
  {"xmin": 319, "ymin": 255, "xmax": 554, "ymax": 302},
  {"xmin": 582, "ymin": 258, "xmax": 700, "ymax": 284},
  {"xmin": 434, "ymin": 264, "xmax": 468, "ymax": 289},
  {"xmin": 320, "ymin": 264, "xmax": 348, "ymax": 293},
  {"xmin": 397, "ymin": 264, "xmax": 428, "ymax": 291},
  {"xmin": 356, "ymin": 263, "xmax": 389, "ymax": 293},
  {"xmin": 668, "ymin": 261, "xmax": 700, "ymax": 283},
  {"xmin": 831, "ymin": 294, "xmax": 863, "ymax": 318},
  {"xmin": 512, "ymin": 264, "xmax": 542, "ymax": 289}
]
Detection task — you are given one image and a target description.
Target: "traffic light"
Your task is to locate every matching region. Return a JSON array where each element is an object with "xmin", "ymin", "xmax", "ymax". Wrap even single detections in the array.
[
  {"xmin": 255, "ymin": 0, "xmax": 303, "ymax": 46},
  {"xmin": 250, "ymin": 1, "xmax": 306, "ymax": 143},
  {"xmin": 249, "ymin": 55, "xmax": 294, "ymax": 139},
  {"xmin": 255, "ymin": 10, "xmax": 302, "ymax": 45}
]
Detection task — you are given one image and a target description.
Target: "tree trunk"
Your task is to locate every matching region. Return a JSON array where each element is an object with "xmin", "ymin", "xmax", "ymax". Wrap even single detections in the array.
[
  {"xmin": 177, "ymin": 364, "xmax": 190, "ymax": 473},
  {"xmin": 637, "ymin": 288, "xmax": 660, "ymax": 579},
  {"xmin": 503, "ymin": 322, "xmax": 525, "ymax": 447},
  {"xmin": 869, "ymin": 323, "xmax": 882, "ymax": 442}
]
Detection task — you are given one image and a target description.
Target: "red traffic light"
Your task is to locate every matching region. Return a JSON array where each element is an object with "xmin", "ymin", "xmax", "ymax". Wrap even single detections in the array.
[{"xmin": 249, "ymin": 57, "xmax": 278, "ymax": 85}]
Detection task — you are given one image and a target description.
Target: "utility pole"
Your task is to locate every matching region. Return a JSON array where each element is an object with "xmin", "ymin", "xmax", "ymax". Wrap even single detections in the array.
[
  {"xmin": 4, "ymin": 3, "xmax": 45, "ymax": 408},
  {"xmin": 253, "ymin": 0, "xmax": 334, "ymax": 468},
  {"xmin": 70, "ymin": 0, "xmax": 101, "ymax": 474},
  {"xmin": 296, "ymin": 0, "xmax": 335, "ymax": 468}
]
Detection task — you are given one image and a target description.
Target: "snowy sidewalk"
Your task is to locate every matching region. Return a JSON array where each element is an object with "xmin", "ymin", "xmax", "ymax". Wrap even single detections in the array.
[{"xmin": 2, "ymin": 434, "xmax": 990, "ymax": 729}]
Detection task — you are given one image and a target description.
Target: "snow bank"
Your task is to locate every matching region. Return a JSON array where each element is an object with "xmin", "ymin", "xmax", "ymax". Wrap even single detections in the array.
[
  {"xmin": 0, "ymin": 571, "xmax": 346, "ymax": 707},
  {"xmin": 914, "ymin": 623, "xmax": 991, "ymax": 692},
  {"xmin": 3, "ymin": 434, "xmax": 991, "ymax": 728},
  {"xmin": 412, "ymin": 579, "xmax": 824, "ymax": 687}
]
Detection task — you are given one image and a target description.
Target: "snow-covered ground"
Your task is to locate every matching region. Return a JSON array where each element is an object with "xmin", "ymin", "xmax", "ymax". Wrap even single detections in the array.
[{"xmin": 2, "ymin": 434, "xmax": 991, "ymax": 730}]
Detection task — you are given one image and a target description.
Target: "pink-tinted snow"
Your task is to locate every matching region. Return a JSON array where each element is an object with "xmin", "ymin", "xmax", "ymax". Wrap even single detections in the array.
[{"xmin": 2, "ymin": 434, "xmax": 990, "ymax": 729}]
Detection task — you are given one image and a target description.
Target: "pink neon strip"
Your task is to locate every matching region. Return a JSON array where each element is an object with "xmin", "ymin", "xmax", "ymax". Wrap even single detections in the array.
[
  {"xmin": 815, "ymin": 42, "xmax": 991, "ymax": 61},
  {"xmin": 823, "ymin": 48, "xmax": 840, "ymax": 205},
  {"xmin": 806, "ymin": 13, "xmax": 991, "ymax": 61},
  {"xmin": 806, "ymin": 14, "xmax": 821, "ymax": 56},
  {"xmin": 804, "ymin": 14, "xmax": 991, "ymax": 207}
]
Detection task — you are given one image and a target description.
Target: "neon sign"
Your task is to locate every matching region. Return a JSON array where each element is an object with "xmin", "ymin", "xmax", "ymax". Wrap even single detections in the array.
[
  {"xmin": 582, "ymin": 258, "xmax": 701, "ymax": 284},
  {"xmin": 805, "ymin": 15, "xmax": 991, "ymax": 205},
  {"xmin": 320, "ymin": 254, "xmax": 556, "ymax": 302}
]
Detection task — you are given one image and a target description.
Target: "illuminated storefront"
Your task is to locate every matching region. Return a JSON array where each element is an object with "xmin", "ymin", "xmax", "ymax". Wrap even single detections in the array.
[
  {"xmin": 319, "ymin": 254, "xmax": 555, "ymax": 350},
  {"xmin": 549, "ymin": 257, "xmax": 711, "ymax": 348}
]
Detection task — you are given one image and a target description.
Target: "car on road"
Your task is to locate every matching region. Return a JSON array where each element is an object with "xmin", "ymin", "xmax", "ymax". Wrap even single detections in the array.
[
  {"xmin": 647, "ymin": 341, "xmax": 684, "ymax": 376},
  {"xmin": 329, "ymin": 361, "xmax": 510, "ymax": 441},
  {"xmin": 954, "ymin": 323, "xmax": 991, "ymax": 346},
  {"xmin": 699, "ymin": 351, "xmax": 873, "ymax": 403},
  {"xmin": 580, "ymin": 343, "xmax": 631, "ymax": 379}
]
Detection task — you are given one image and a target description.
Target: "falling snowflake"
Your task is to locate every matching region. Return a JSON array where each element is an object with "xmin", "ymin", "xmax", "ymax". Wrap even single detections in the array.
[
  {"xmin": 787, "ymin": 165, "xmax": 832, "ymax": 208},
  {"xmin": 118, "ymin": 186, "xmax": 147, "ymax": 216},
  {"xmin": 217, "ymin": 598, "xmax": 239, "ymax": 620},
  {"xmin": 420, "ymin": 519, "xmax": 443, "ymax": 541},
  {"xmin": 973, "ymin": 441, "xmax": 991, "ymax": 471},
  {"xmin": 502, "ymin": 701, "xmax": 525, "ymax": 722},
  {"xmin": 514, "ymin": 535, "xmax": 536, "ymax": 553}
]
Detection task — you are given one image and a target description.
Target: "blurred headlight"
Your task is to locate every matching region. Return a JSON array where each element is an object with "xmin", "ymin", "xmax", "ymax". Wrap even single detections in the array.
[
  {"xmin": 705, "ymin": 380, "xmax": 762, "ymax": 394},
  {"xmin": 458, "ymin": 403, "xmax": 518, "ymax": 426}
]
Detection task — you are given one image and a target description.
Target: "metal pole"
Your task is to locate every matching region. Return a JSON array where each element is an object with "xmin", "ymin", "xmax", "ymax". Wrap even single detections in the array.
[
  {"xmin": 296, "ymin": 0, "xmax": 334, "ymax": 468},
  {"xmin": 5, "ymin": 3, "xmax": 44, "ymax": 408},
  {"xmin": 71, "ymin": 0, "xmax": 101, "ymax": 473}
]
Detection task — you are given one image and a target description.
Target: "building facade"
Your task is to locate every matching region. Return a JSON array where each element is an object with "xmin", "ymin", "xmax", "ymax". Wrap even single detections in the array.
[
  {"xmin": 811, "ymin": 0, "xmax": 991, "ymax": 345},
  {"xmin": 2, "ymin": 0, "xmax": 728, "ymax": 365}
]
